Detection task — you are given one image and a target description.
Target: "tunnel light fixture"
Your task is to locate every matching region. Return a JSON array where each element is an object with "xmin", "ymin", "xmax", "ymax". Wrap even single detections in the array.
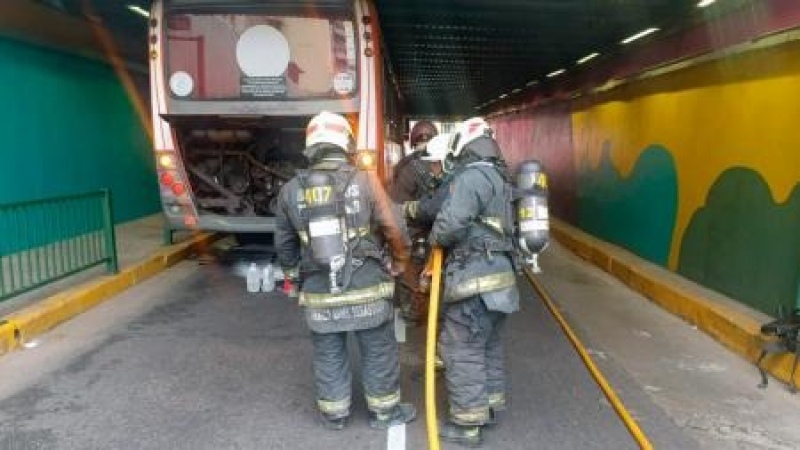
[
  {"xmin": 499, "ymin": 93, "xmax": 508, "ymax": 99},
  {"xmin": 547, "ymin": 69, "xmax": 565, "ymax": 78},
  {"xmin": 526, "ymin": 80, "xmax": 538, "ymax": 87},
  {"xmin": 697, "ymin": 0, "xmax": 716, "ymax": 7},
  {"xmin": 512, "ymin": 88, "xmax": 522, "ymax": 94},
  {"xmin": 127, "ymin": 5, "xmax": 150, "ymax": 18},
  {"xmin": 621, "ymin": 27, "xmax": 659, "ymax": 44},
  {"xmin": 577, "ymin": 52, "xmax": 600, "ymax": 65}
]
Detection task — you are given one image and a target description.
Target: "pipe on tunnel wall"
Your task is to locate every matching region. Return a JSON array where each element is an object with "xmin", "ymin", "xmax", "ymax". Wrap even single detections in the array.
[{"xmin": 491, "ymin": 19, "xmax": 800, "ymax": 317}]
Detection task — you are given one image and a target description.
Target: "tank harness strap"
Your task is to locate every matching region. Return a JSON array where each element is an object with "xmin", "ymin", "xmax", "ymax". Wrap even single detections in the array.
[
  {"xmin": 297, "ymin": 167, "xmax": 361, "ymax": 291},
  {"xmin": 454, "ymin": 164, "xmax": 523, "ymax": 272}
]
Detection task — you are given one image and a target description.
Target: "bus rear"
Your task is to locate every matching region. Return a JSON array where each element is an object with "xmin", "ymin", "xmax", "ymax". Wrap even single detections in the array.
[{"xmin": 148, "ymin": 0, "xmax": 382, "ymax": 234}]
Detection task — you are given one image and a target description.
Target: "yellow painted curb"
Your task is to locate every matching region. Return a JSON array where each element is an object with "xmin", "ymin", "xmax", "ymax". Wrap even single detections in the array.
[
  {"xmin": 2, "ymin": 232, "xmax": 219, "ymax": 353},
  {"xmin": 0, "ymin": 320, "xmax": 17, "ymax": 356},
  {"xmin": 551, "ymin": 219, "xmax": 799, "ymax": 388}
]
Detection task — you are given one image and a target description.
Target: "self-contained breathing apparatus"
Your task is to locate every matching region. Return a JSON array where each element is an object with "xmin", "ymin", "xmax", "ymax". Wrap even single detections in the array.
[
  {"xmin": 468, "ymin": 159, "xmax": 550, "ymax": 275},
  {"xmin": 298, "ymin": 169, "xmax": 357, "ymax": 294},
  {"xmin": 448, "ymin": 117, "xmax": 550, "ymax": 274},
  {"xmin": 513, "ymin": 160, "xmax": 550, "ymax": 273}
]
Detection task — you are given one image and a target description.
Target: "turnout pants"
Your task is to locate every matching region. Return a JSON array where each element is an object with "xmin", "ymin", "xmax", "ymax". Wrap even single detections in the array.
[
  {"xmin": 312, "ymin": 320, "xmax": 401, "ymax": 418},
  {"xmin": 439, "ymin": 295, "xmax": 508, "ymax": 425}
]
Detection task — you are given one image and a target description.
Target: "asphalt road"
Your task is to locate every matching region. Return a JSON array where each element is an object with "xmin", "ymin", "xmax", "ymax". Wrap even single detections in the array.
[{"xmin": 0, "ymin": 247, "xmax": 697, "ymax": 449}]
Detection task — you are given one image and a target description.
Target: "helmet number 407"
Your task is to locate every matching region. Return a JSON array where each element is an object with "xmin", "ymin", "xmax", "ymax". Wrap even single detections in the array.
[{"xmin": 304, "ymin": 186, "xmax": 333, "ymax": 205}]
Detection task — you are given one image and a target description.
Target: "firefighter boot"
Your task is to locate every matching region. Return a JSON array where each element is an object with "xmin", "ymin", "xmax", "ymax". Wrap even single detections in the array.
[
  {"xmin": 483, "ymin": 408, "xmax": 504, "ymax": 427},
  {"xmin": 439, "ymin": 421, "xmax": 483, "ymax": 447},
  {"xmin": 369, "ymin": 403, "xmax": 417, "ymax": 429},
  {"xmin": 318, "ymin": 411, "xmax": 348, "ymax": 430}
]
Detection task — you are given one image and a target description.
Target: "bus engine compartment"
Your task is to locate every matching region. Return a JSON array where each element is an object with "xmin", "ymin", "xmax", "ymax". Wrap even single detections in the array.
[{"xmin": 174, "ymin": 120, "xmax": 309, "ymax": 217}]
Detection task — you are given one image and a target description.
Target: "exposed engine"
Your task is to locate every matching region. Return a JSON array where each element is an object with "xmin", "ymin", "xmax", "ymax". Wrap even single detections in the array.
[{"xmin": 178, "ymin": 127, "xmax": 308, "ymax": 216}]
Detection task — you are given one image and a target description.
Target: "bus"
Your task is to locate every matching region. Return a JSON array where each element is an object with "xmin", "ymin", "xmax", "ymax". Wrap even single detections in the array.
[{"xmin": 148, "ymin": 0, "xmax": 404, "ymax": 240}]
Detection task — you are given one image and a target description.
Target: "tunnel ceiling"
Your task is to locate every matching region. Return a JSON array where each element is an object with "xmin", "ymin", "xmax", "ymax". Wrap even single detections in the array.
[
  {"xmin": 375, "ymin": 0, "xmax": 712, "ymax": 117},
  {"xmin": 35, "ymin": 0, "xmax": 722, "ymax": 117}
]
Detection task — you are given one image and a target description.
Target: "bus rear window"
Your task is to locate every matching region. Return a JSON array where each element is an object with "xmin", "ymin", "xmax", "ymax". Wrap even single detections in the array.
[{"xmin": 165, "ymin": 12, "xmax": 358, "ymax": 101}]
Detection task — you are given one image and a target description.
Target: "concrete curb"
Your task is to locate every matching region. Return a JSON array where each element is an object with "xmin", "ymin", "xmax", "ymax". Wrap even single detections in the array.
[
  {"xmin": 0, "ymin": 232, "xmax": 219, "ymax": 357},
  {"xmin": 0, "ymin": 320, "xmax": 15, "ymax": 355},
  {"xmin": 551, "ymin": 218, "xmax": 797, "ymax": 388}
]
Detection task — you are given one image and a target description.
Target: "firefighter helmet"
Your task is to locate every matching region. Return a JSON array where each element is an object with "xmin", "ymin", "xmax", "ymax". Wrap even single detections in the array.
[
  {"xmin": 306, "ymin": 111, "xmax": 355, "ymax": 153},
  {"xmin": 420, "ymin": 133, "xmax": 451, "ymax": 162},
  {"xmin": 450, "ymin": 117, "xmax": 492, "ymax": 157},
  {"xmin": 409, "ymin": 120, "xmax": 439, "ymax": 149}
]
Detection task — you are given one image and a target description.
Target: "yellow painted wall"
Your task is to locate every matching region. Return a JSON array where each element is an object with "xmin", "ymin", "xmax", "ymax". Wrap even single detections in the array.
[{"xmin": 572, "ymin": 38, "xmax": 800, "ymax": 269}]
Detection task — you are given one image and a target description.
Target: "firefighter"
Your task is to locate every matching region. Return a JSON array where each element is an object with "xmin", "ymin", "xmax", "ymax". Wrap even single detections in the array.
[
  {"xmin": 388, "ymin": 120, "xmax": 439, "ymax": 203},
  {"xmin": 274, "ymin": 111, "xmax": 416, "ymax": 430},
  {"xmin": 429, "ymin": 117, "xmax": 520, "ymax": 447},
  {"xmin": 389, "ymin": 132, "xmax": 455, "ymax": 330},
  {"xmin": 404, "ymin": 132, "xmax": 456, "ymax": 229},
  {"xmin": 388, "ymin": 120, "xmax": 440, "ymax": 323}
]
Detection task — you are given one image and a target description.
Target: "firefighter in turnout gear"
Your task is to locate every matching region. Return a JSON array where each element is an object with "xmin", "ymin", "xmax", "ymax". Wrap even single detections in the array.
[
  {"xmin": 393, "ymin": 133, "xmax": 456, "ymax": 337},
  {"xmin": 388, "ymin": 120, "xmax": 439, "ymax": 203},
  {"xmin": 405, "ymin": 132, "xmax": 456, "ymax": 229},
  {"xmin": 388, "ymin": 120, "xmax": 440, "ymax": 323},
  {"xmin": 429, "ymin": 117, "xmax": 520, "ymax": 447},
  {"xmin": 274, "ymin": 111, "xmax": 416, "ymax": 430}
]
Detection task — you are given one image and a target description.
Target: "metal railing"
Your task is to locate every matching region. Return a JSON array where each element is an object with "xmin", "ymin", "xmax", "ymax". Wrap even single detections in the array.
[{"xmin": 0, "ymin": 189, "xmax": 118, "ymax": 301}]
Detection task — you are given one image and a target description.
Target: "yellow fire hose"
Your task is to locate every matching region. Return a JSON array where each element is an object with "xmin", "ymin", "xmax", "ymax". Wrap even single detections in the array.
[
  {"xmin": 525, "ymin": 268, "xmax": 654, "ymax": 450},
  {"xmin": 424, "ymin": 247, "xmax": 443, "ymax": 450},
  {"xmin": 422, "ymin": 253, "xmax": 651, "ymax": 449}
]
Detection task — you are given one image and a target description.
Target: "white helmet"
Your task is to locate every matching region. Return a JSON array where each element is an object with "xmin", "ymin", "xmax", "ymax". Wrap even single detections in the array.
[
  {"xmin": 420, "ymin": 133, "xmax": 451, "ymax": 162},
  {"xmin": 305, "ymin": 111, "xmax": 354, "ymax": 153},
  {"xmin": 450, "ymin": 117, "xmax": 492, "ymax": 157}
]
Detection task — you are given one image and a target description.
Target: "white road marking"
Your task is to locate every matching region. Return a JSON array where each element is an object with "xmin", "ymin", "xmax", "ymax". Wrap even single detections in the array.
[{"xmin": 387, "ymin": 423, "xmax": 406, "ymax": 450}]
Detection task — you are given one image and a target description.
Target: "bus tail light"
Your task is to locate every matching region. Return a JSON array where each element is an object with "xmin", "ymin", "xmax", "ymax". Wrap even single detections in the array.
[
  {"xmin": 171, "ymin": 182, "xmax": 186, "ymax": 196},
  {"xmin": 159, "ymin": 169, "xmax": 188, "ymax": 198},
  {"xmin": 160, "ymin": 171, "xmax": 175, "ymax": 186}
]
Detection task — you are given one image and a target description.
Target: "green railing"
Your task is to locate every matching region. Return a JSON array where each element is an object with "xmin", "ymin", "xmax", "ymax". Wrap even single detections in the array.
[{"xmin": 0, "ymin": 189, "xmax": 118, "ymax": 301}]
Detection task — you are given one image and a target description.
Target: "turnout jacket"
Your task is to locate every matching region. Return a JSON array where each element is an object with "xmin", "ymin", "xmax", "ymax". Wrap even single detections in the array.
[
  {"xmin": 275, "ymin": 160, "xmax": 409, "ymax": 333},
  {"xmin": 388, "ymin": 151, "xmax": 434, "ymax": 203},
  {"xmin": 429, "ymin": 161, "xmax": 520, "ymax": 313}
]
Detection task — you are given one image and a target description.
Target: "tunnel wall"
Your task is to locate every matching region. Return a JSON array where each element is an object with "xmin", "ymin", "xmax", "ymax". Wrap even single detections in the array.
[
  {"xmin": 492, "ymin": 105, "xmax": 577, "ymax": 223},
  {"xmin": 0, "ymin": 37, "xmax": 158, "ymax": 224},
  {"xmin": 493, "ymin": 37, "xmax": 800, "ymax": 316}
]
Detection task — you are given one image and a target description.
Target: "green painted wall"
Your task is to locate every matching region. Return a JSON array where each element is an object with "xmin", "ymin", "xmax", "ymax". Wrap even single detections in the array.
[
  {"xmin": 577, "ymin": 143, "xmax": 678, "ymax": 267},
  {"xmin": 0, "ymin": 37, "xmax": 158, "ymax": 223},
  {"xmin": 569, "ymin": 39, "xmax": 800, "ymax": 316},
  {"xmin": 679, "ymin": 168, "xmax": 800, "ymax": 314},
  {"xmin": 495, "ymin": 38, "xmax": 800, "ymax": 316}
]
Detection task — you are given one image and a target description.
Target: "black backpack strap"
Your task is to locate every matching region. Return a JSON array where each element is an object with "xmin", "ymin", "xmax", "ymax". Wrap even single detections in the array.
[{"xmin": 334, "ymin": 166, "xmax": 360, "ymax": 291}]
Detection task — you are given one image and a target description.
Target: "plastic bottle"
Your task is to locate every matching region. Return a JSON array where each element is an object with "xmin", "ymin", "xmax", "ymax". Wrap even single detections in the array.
[
  {"xmin": 262, "ymin": 264, "xmax": 275, "ymax": 292},
  {"xmin": 246, "ymin": 263, "xmax": 261, "ymax": 293}
]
